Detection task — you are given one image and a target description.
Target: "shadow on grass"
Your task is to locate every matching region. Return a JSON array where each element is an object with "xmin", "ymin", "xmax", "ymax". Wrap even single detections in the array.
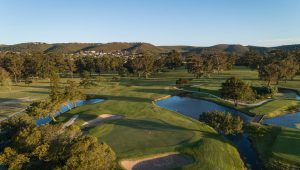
[
  {"xmin": 107, "ymin": 118, "xmax": 202, "ymax": 132},
  {"xmin": 120, "ymin": 79, "xmax": 175, "ymax": 87},
  {"xmin": 97, "ymin": 95, "xmax": 151, "ymax": 103},
  {"xmin": 133, "ymin": 88, "xmax": 177, "ymax": 95},
  {"xmin": 24, "ymin": 91, "xmax": 49, "ymax": 94},
  {"xmin": 0, "ymin": 98, "xmax": 26, "ymax": 103},
  {"xmin": 132, "ymin": 154, "xmax": 194, "ymax": 170}
]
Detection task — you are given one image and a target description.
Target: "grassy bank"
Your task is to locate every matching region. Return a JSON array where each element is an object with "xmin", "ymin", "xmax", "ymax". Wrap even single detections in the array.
[{"xmin": 247, "ymin": 123, "xmax": 300, "ymax": 169}]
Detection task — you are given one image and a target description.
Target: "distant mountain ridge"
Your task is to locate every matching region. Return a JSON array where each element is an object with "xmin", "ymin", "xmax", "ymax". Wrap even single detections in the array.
[{"xmin": 0, "ymin": 42, "xmax": 299, "ymax": 55}]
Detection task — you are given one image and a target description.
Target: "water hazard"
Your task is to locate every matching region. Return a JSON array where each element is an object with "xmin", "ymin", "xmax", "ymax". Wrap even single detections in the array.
[
  {"xmin": 156, "ymin": 96, "xmax": 263, "ymax": 170},
  {"xmin": 36, "ymin": 99, "xmax": 104, "ymax": 126}
]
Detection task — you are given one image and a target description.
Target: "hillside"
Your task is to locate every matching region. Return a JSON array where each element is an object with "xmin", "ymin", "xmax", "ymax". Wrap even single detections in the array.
[
  {"xmin": 0, "ymin": 43, "xmax": 53, "ymax": 53},
  {"xmin": 44, "ymin": 43, "xmax": 97, "ymax": 53},
  {"xmin": 159, "ymin": 46, "xmax": 197, "ymax": 53},
  {"xmin": 82, "ymin": 42, "xmax": 133, "ymax": 52},
  {"xmin": 0, "ymin": 42, "xmax": 300, "ymax": 55}
]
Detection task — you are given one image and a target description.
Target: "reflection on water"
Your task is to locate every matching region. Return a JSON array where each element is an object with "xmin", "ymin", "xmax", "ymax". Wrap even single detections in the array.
[{"xmin": 36, "ymin": 99, "xmax": 104, "ymax": 126}]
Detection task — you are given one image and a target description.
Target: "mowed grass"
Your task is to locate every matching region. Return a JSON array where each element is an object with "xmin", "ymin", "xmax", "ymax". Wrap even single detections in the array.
[
  {"xmin": 57, "ymin": 80, "xmax": 245, "ymax": 169},
  {"xmin": 248, "ymin": 124, "xmax": 300, "ymax": 167},
  {"xmin": 244, "ymin": 99, "xmax": 300, "ymax": 117},
  {"xmin": 1, "ymin": 66, "xmax": 300, "ymax": 169}
]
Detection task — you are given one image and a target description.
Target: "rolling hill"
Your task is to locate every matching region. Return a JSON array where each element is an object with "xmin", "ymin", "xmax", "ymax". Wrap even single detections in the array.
[{"xmin": 0, "ymin": 42, "xmax": 299, "ymax": 56}]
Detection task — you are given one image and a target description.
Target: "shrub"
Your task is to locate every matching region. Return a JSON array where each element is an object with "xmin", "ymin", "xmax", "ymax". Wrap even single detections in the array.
[
  {"xmin": 199, "ymin": 111, "xmax": 243, "ymax": 135},
  {"xmin": 252, "ymin": 86, "xmax": 278, "ymax": 99},
  {"xmin": 176, "ymin": 78, "xmax": 188, "ymax": 86}
]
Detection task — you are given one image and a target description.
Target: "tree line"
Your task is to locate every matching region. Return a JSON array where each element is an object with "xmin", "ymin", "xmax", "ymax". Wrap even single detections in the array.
[
  {"xmin": 0, "ymin": 50, "xmax": 183, "ymax": 84},
  {"xmin": 243, "ymin": 50, "xmax": 300, "ymax": 85},
  {"xmin": 186, "ymin": 52, "xmax": 236, "ymax": 78}
]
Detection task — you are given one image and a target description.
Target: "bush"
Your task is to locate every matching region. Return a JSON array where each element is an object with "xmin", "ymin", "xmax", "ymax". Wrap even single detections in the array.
[
  {"xmin": 176, "ymin": 78, "xmax": 188, "ymax": 86},
  {"xmin": 252, "ymin": 86, "xmax": 278, "ymax": 99},
  {"xmin": 25, "ymin": 78, "xmax": 33, "ymax": 86},
  {"xmin": 199, "ymin": 111, "xmax": 243, "ymax": 135},
  {"xmin": 111, "ymin": 76, "xmax": 120, "ymax": 82}
]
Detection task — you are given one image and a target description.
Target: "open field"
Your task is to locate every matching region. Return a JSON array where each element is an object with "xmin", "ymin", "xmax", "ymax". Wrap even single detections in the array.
[{"xmin": 1, "ymin": 66, "xmax": 300, "ymax": 169}]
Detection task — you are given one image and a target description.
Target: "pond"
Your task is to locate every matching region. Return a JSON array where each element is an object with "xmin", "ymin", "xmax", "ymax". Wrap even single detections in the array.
[
  {"xmin": 263, "ymin": 113, "xmax": 300, "ymax": 129},
  {"xmin": 263, "ymin": 89, "xmax": 300, "ymax": 129},
  {"xmin": 156, "ymin": 96, "xmax": 252, "ymax": 122},
  {"xmin": 156, "ymin": 96, "xmax": 263, "ymax": 170},
  {"xmin": 36, "ymin": 99, "xmax": 104, "ymax": 126}
]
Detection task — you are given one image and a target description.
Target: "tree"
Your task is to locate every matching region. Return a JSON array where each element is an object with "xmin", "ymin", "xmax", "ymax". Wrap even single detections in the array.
[
  {"xmin": 244, "ymin": 51, "xmax": 264, "ymax": 69},
  {"xmin": 0, "ymin": 53, "xmax": 24, "ymax": 83},
  {"xmin": 65, "ymin": 57, "xmax": 77, "ymax": 79},
  {"xmin": 211, "ymin": 52, "xmax": 229, "ymax": 74},
  {"xmin": 80, "ymin": 71, "xmax": 95, "ymax": 88},
  {"xmin": 64, "ymin": 80, "xmax": 85, "ymax": 105},
  {"xmin": 127, "ymin": 56, "xmax": 143, "ymax": 78},
  {"xmin": 0, "ymin": 147, "xmax": 29, "ymax": 170},
  {"xmin": 186, "ymin": 55, "xmax": 214, "ymax": 78},
  {"xmin": 63, "ymin": 135, "xmax": 116, "ymax": 170},
  {"xmin": 140, "ymin": 52, "xmax": 155, "ymax": 79},
  {"xmin": 26, "ymin": 101, "xmax": 50, "ymax": 118},
  {"xmin": 257, "ymin": 50, "xmax": 300, "ymax": 85},
  {"xmin": 127, "ymin": 52, "xmax": 155, "ymax": 79},
  {"xmin": 0, "ymin": 67, "xmax": 12, "ymax": 91},
  {"xmin": 258, "ymin": 63, "xmax": 280, "ymax": 85},
  {"xmin": 221, "ymin": 77, "xmax": 255, "ymax": 106},
  {"xmin": 22, "ymin": 54, "xmax": 39, "ymax": 79},
  {"xmin": 199, "ymin": 111, "xmax": 243, "ymax": 135},
  {"xmin": 164, "ymin": 50, "xmax": 182, "ymax": 69},
  {"xmin": 49, "ymin": 72, "xmax": 62, "ymax": 102},
  {"xmin": 0, "ymin": 113, "xmax": 117, "ymax": 170}
]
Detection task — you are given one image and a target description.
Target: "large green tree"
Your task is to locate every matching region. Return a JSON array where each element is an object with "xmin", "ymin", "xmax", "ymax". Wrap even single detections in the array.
[
  {"xmin": 221, "ymin": 77, "xmax": 255, "ymax": 106},
  {"xmin": 164, "ymin": 50, "xmax": 182, "ymax": 69},
  {"xmin": 0, "ymin": 52, "xmax": 24, "ymax": 83}
]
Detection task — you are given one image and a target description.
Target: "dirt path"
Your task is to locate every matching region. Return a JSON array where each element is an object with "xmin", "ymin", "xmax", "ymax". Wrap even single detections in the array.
[
  {"xmin": 82, "ymin": 114, "xmax": 123, "ymax": 128},
  {"xmin": 120, "ymin": 152, "xmax": 193, "ymax": 170}
]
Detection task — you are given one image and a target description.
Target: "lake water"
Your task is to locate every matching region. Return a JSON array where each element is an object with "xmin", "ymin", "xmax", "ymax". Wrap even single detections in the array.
[
  {"xmin": 156, "ymin": 96, "xmax": 252, "ymax": 122},
  {"xmin": 36, "ymin": 98, "xmax": 104, "ymax": 126},
  {"xmin": 263, "ymin": 89, "xmax": 300, "ymax": 129},
  {"xmin": 156, "ymin": 96, "xmax": 263, "ymax": 170}
]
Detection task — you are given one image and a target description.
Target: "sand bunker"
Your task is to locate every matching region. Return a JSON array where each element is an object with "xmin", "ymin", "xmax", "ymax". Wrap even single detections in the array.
[
  {"xmin": 120, "ymin": 152, "xmax": 194, "ymax": 170},
  {"xmin": 82, "ymin": 114, "xmax": 123, "ymax": 128}
]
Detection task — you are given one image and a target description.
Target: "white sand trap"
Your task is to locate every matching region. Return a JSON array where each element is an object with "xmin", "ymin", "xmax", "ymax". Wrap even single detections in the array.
[
  {"xmin": 82, "ymin": 114, "xmax": 123, "ymax": 127},
  {"xmin": 120, "ymin": 152, "xmax": 194, "ymax": 170}
]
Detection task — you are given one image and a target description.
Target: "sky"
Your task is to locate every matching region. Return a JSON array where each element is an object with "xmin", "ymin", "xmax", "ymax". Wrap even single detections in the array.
[{"xmin": 0, "ymin": 0, "xmax": 300, "ymax": 47}]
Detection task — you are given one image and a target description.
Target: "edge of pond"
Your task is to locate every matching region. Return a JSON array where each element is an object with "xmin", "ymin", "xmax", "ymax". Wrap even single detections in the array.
[{"xmin": 153, "ymin": 93, "xmax": 265, "ymax": 169}]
